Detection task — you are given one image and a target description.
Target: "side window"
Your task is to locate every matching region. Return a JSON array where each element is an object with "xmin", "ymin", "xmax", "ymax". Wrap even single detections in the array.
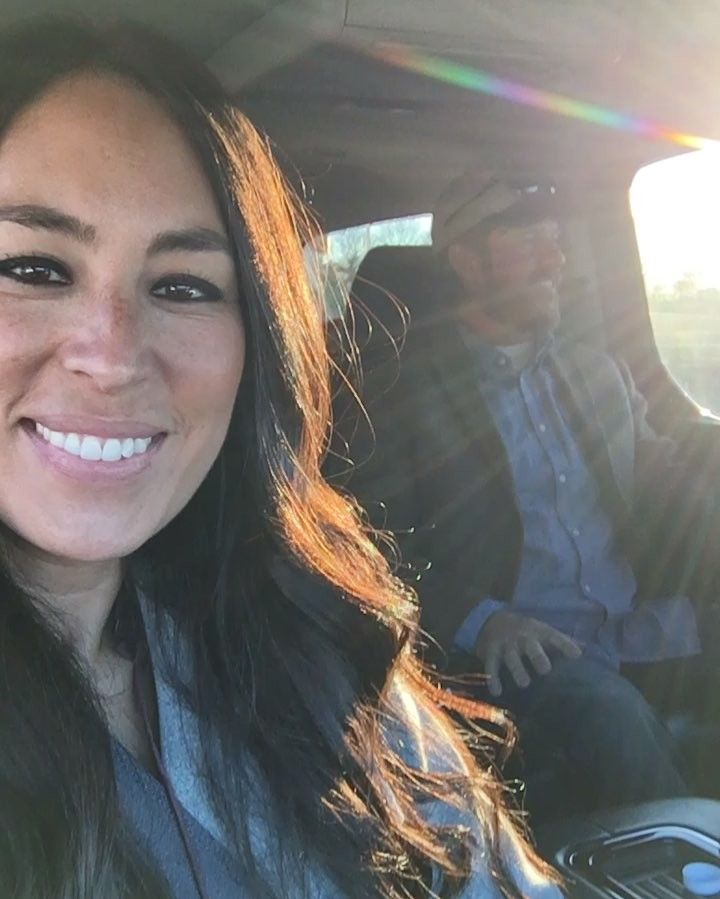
[
  {"xmin": 630, "ymin": 151, "xmax": 720, "ymax": 412},
  {"xmin": 305, "ymin": 214, "xmax": 432, "ymax": 319}
]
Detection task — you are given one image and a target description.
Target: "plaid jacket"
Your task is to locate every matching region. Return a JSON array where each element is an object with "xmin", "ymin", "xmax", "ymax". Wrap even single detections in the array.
[{"xmin": 336, "ymin": 320, "xmax": 716, "ymax": 656}]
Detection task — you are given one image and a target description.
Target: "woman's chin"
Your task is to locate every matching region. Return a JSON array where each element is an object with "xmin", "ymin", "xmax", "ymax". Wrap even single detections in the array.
[{"xmin": 11, "ymin": 526, "xmax": 152, "ymax": 566}]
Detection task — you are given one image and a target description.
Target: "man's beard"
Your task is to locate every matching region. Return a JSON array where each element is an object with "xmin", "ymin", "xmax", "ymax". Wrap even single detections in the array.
[{"xmin": 484, "ymin": 278, "xmax": 560, "ymax": 337}]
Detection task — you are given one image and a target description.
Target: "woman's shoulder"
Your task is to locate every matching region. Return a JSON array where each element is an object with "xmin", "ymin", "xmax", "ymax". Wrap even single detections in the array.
[
  {"xmin": 383, "ymin": 676, "xmax": 564, "ymax": 898},
  {"xmin": 140, "ymin": 593, "xmax": 562, "ymax": 897}
]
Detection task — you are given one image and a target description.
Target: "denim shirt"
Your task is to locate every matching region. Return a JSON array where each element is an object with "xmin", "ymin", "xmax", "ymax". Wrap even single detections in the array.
[
  {"xmin": 118, "ymin": 594, "xmax": 563, "ymax": 898},
  {"xmin": 454, "ymin": 334, "xmax": 700, "ymax": 666}
]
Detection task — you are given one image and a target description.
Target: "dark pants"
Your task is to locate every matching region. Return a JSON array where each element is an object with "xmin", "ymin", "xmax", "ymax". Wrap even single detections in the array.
[{"xmin": 446, "ymin": 649, "xmax": 720, "ymax": 823}]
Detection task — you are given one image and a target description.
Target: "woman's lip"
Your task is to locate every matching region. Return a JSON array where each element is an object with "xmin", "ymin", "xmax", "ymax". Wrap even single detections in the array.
[
  {"xmin": 23, "ymin": 423, "xmax": 165, "ymax": 484},
  {"xmin": 23, "ymin": 415, "xmax": 168, "ymax": 439}
]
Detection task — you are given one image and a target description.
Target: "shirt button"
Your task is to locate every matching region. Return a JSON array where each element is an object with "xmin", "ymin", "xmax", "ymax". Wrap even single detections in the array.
[
  {"xmin": 539, "ymin": 423, "xmax": 547, "ymax": 433},
  {"xmin": 583, "ymin": 584, "xmax": 591, "ymax": 594},
  {"xmin": 572, "ymin": 528, "xmax": 580, "ymax": 537},
  {"xmin": 558, "ymin": 473, "xmax": 567, "ymax": 484}
]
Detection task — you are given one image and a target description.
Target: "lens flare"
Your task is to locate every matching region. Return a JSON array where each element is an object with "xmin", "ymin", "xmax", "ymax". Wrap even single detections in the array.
[{"xmin": 369, "ymin": 43, "xmax": 718, "ymax": 152}]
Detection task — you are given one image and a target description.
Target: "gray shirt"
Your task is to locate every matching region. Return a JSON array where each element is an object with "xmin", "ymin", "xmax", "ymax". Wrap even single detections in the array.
[
  {"xmin": 113, "ymin": 739, "xmax": 245, "ymax": 897},
  {"xmin": 115, "ymin": 594, "xmax": 563, "ymax": 898}
]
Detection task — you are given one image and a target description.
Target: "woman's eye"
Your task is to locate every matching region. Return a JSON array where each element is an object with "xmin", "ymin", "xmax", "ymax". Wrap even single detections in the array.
[
  {"xmin": 152, "ymin": 275, "xmax": 223, "ymax": 303},
  {"xmin": 0, "ymin": 256, "xmax": 70, "ymax": 286}
]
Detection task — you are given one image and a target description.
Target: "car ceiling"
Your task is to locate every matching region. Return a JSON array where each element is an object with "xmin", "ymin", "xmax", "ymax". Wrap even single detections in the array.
[{"xmin": 8, "ymin": 0, "xmax": 720, "ymax": 229}]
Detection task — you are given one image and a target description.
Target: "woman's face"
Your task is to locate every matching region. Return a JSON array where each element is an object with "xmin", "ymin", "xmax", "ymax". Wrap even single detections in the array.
[{"xmin": 0, "ymin": 74, "xmax": 245, "ymax": 562}]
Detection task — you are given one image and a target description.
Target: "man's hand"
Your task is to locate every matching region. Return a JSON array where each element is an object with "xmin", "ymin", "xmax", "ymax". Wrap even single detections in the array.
[{"xmin": 474, "ymin": 610, "xmax": 582, "ymax": 697}]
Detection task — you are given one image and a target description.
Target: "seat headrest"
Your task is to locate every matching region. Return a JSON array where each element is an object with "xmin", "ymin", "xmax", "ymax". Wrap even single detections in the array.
[
  {"xmin": 351, "ymin": 246, "xmax": 436, "ymax": 313},
  {"xmin": 327, "ymin": 246, "xmax": 437, "ymax": 477},
  {"xmin": 350, "ymin": 246, "xmax": 436, "ymax": 339},
  {"xmin": 344, "ymin": 245, "xmax": 437, "ymax": 349}
]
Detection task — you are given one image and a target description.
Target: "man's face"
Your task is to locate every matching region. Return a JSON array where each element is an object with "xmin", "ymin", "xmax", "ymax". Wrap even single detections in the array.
[{"xmin": 452, "ymin": 218, "xmax": 566, "ymax": 338}]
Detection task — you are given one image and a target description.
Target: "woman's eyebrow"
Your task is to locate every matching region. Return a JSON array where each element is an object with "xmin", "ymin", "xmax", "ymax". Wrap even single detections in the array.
[
  {"xmin": 0, "ymin": 204, "xmax": 95, "ymax": 242},
  {"xmin": 148, "ymin": 228, "xmax": 231, "ymax": 256},
  {"xmin": 0, "ymin": 206, "xmax": 230, "ymax": 256}
]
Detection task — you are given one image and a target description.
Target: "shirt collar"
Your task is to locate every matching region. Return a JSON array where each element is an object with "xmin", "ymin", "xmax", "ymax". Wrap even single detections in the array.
[{"xmin": 459, "ymin": 326, "xmax": 554, "ymax": 381}]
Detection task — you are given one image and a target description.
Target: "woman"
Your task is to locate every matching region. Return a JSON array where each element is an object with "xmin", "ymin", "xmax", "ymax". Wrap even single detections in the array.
[{"xmin": 0, "ymin": 19, "xmax": 562, "ymax": 899}]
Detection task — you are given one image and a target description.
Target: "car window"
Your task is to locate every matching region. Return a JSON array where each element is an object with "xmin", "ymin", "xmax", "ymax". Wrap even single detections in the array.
[
  {"xmin": 305, "ymin": 214, "xmax": 432, "ymax": 319},
  {"xmin": 630, "ymin": 150, "xmax": 720, "ymax": 413}
]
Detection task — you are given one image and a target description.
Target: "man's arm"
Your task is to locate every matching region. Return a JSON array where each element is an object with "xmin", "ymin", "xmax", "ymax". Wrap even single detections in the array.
[
  {"xmin": 453, "ymin": 599, "xmax": 506, "ymax": 653},
  {"xmin": 335, "ymin": 354, "xmax": 498, "ymax": 653},
  {"xmin": 617, "ymin": 357, "xmax": 720, "ymax": 604}
]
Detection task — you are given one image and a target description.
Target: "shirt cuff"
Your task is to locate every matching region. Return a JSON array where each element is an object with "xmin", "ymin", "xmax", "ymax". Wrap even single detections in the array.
[{"xmin": 453, "ymin": 599, "xmax": 506, "ymax": 653}]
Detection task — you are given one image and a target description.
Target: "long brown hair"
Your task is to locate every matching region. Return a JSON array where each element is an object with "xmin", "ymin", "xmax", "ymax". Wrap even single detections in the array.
[{"xmin": 0, "ymin": 18, "xmax": 555, "ymax": 898}]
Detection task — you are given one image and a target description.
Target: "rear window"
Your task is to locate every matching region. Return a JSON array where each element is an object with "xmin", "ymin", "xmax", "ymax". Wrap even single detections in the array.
[
  {"xmin": 306, "ymin": 214, "xmax": 432, "ymax": 319},
  {"xmin": 630, "ymin": 150, "xmax": 720, "ymax": 412}
]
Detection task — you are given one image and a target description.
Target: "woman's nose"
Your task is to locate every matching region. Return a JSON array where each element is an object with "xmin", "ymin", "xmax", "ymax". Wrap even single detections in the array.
[{"xmin": 58, "ymin": 292, "xmax": 150, "ymax": 392}]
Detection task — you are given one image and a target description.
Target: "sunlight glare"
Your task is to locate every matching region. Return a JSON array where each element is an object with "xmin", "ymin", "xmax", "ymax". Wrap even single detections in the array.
[{"xmin": 630, "ymin": 148, "xmax": 720, "ymax": 292}]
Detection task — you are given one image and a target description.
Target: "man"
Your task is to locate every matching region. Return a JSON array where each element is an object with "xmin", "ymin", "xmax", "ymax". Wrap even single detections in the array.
[{"xmin": 339, "ymin": 169, "xmax": 720, "ymax": 820}]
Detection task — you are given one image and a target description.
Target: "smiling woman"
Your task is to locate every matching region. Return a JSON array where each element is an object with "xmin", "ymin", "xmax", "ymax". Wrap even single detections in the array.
[
  {"xmin": 0, "ymin": 18, "xmax": 561, "ymax": 899},
  {"xmin": 0, "ymin": 71, "xmax": 244, "ymax": 561}
]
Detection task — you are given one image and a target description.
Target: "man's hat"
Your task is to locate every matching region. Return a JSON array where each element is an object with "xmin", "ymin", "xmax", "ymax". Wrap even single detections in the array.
[{"xmin": 431, "ymin": 168, "xmax": 556, "ymax": 252}]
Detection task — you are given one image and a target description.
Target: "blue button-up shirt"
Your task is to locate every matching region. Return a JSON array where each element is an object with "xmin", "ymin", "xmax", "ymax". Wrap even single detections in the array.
[{"xmin": 454, "ymin": 335, "xmax": 700, "ymax": 667}]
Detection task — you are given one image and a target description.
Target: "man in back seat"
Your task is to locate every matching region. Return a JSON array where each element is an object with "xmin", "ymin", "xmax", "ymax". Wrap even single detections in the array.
[{"xmin": 341, "ymin": 169, "xmax": 720, "ymax": 819}]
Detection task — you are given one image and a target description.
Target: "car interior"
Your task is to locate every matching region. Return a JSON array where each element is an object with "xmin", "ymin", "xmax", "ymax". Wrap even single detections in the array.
[{"xmin": 11, "ymin": 1, "xmax": 720, "ymax": 895}]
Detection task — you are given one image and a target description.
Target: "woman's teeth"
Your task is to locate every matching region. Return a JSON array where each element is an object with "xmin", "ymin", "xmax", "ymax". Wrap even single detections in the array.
[{"xmin": 33, "ymin": 422, "xmax": 153, "ymax": 462}]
